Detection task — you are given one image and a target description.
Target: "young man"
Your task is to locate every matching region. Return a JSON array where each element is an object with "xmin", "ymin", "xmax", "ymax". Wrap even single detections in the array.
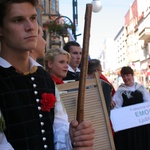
[
  {"xmin": 63, "ymin": 41, "xmax": 82, "ymax": 81},
  {"xmin": 0, "ymin": 1, "xmax": 95, "ymax": 149}
]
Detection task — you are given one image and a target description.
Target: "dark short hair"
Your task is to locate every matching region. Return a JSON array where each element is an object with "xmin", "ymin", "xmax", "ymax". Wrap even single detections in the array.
[
  {"xmin": 88, "ymin": 59, "xmax": 101, "ymax": 75},
  {"xmin": 120, "ymin": 66, "xmax": 134, "ymax": 75},
  {"xmin": 63, "ymin": 41, "xmax": 80, "ymax": 53},
  {"xmin": 0, "ymin": 0, "xmax": 38, "ymax": 27}
]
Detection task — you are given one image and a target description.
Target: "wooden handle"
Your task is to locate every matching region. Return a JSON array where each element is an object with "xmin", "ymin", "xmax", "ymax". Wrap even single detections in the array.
[{"xmin": 76, "ymin": 4, "xmax": 93, "ymax": 123}]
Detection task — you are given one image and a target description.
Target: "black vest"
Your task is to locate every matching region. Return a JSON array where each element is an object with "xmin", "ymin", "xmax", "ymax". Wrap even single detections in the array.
[
  {"xmin": 0, "ymin": 66, "xmax": 55, "ymax": 150},
  {"xmin": 63, "ymin": 70, "xmax": 80, "ymax": 81}
]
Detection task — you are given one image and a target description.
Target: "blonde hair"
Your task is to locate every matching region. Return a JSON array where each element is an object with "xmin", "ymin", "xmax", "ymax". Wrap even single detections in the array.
[{"xmin": 44, "ymin": 48, "xmax": 70, "ymax": 72}]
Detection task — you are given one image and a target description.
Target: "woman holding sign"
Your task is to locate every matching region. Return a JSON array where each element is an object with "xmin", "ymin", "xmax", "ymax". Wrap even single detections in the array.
[{"xmin": 112, "ymin": 66, "xmax": 150, "ymax": 150}]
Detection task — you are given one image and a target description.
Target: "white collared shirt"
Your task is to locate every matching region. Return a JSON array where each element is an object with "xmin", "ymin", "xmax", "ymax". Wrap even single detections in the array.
[{"xmin": 68, "ymin": 65, "xmax": 80, "ymax": 73}]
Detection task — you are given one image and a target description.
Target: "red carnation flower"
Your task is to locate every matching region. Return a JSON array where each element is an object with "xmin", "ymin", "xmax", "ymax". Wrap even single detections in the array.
[{"xmin": 40, "ymin": 93, "xmax": 56, "ymax": 112}]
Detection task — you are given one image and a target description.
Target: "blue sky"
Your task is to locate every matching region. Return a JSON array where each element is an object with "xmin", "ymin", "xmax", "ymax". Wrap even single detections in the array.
[{"xmin": 59, "ymin": 0, "xmax": 134, "ymax": 58}]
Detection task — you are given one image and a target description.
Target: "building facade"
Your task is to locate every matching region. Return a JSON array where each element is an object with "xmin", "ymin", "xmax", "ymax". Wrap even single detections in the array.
[{"xmin": 112, "ymin": 0, "xmax": 150, "ymax": 89}]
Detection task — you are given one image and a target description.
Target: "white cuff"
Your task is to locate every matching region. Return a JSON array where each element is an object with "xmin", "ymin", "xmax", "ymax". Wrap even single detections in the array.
[
  {"xmin": 54, "ymin": 123, "xmax": 72, "ymax": 150},
  {"xmin": 0, "ymin": 133, "xmax": 14, "ymax": 150}
]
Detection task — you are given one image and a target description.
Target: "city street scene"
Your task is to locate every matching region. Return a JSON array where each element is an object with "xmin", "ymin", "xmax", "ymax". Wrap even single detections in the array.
[
  {"xmin": 0, "ymin": 0, "xmax": 150, "ymax": 150},
  {"xmin": 38, "ymin": 0, "xmax": 150, "ymax": 91}
]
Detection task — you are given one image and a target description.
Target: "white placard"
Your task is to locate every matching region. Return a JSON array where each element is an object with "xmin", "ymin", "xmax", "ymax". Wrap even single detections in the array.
[{"xmin": 110, "ymin": 102, "xmax": 150, "ymax": 132}]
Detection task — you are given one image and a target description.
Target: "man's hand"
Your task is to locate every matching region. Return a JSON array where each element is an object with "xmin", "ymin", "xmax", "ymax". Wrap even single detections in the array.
[{"xmin": 69, "ymin": 120, "xmax": 95, "ymax": 149}]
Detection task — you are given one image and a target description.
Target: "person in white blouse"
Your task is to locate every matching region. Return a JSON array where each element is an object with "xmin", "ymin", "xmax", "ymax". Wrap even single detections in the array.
[
  {"xmin": 113, "ymin": 66, "xmax": 150, "ymax": 150},
  {"xmin": 113, "ymin": 66, "xmax": 150, "ymax": 109},
  {"xmin": 0, "ymin": 0, "xmax": 95, "ymax": 149}
]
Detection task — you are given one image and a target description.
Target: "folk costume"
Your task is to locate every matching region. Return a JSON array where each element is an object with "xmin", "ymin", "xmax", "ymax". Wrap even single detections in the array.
[
  {"xmin": 100, "ymin": 76, "xmax": 115, "ymax": 136},
  {"xmin": 113, "ymin": 82, "xmax": 150, "ymax": 150},
  {"xmin": 50, "ymin": 75, "xmax": 64, "ymax": 85},
  {"xmin": 63, "ymin": 65, "xmax": 80, "ymax": 81},
  {"xmin": 100, "ymin": 79, "xmax": 112, "ymax": 115},
  {"xmin": 0, "ymin": 57, "xmax": 71, "ymax": 150},
  {"xmin": 100, "ymin": 74, "xmax": 115, "ymax": 96}
]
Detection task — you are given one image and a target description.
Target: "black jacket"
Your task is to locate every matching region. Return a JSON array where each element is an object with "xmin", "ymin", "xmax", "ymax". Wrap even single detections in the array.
[
  {"xmin": 63, "ymin": 70, "xmax": 80, "ymax": 81},
  {"xmin": 0, "ymin": 66, "xmax": 55, "ymax": 150}
]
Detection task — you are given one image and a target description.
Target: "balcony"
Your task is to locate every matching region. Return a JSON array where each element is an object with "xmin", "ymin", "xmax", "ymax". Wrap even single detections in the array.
[{"xmin": 139, "ymin": 27, "xmax": 150, "ymax": 42}]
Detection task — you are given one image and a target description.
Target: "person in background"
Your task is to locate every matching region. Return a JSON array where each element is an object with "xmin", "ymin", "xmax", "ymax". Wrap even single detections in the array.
[
  {"xmin": 113, "ymin": 66, "xmax": 150, "ymax": 150},
  {"xmin": 100, "ymin": 73, "xmax": 115, "ymax": 98},
  {"xmin": 87, "ymin": 59, "xmax": 116, "ymax": 114},
  {"xmin": 44, "ymin": 48, "xmax": 70, "ymax": 84},
  {"xmin": 30, "ymin": 26, "xmax": 46, "ymax": 61},
  {"xmin": 87, "ymin": 59, "xmax": 115, "ymax": 137},
  {"xmin": 63, "ymin": 41, "xmax": 82, "ymax": 81},
  {"xmin": 0, "ymin": 0, "xmax": 95, "ymax": 149}
]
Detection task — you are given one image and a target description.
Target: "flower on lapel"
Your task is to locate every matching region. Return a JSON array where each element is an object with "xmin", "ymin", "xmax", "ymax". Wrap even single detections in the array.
[{"xmin": 40, "ymin": 93, "xmax": 56, "ymax": 112}]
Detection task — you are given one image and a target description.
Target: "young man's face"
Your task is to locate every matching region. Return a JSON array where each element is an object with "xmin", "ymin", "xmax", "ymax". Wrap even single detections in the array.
[
  {"xmin": 0, "ymin": 2, "xmax": 38, "ymax": 52},
  {"xmin": 69, "ymin": 45, "xmax": 82, "ymax": 71}
]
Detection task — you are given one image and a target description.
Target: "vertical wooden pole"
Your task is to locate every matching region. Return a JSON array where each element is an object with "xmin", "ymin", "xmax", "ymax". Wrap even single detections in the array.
[{"xmin": 76, "ymin": 4, "xmax": 93, "ymax": 123}]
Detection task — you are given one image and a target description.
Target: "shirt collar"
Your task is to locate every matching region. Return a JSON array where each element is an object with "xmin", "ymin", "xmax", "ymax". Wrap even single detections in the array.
[
  {"xmin": 68, "ymin": 65, "xmax": 80, "ymax": 73},
  {"xmin": 0, "ymin": 57, "xmax": 42, "ymax": 68}
]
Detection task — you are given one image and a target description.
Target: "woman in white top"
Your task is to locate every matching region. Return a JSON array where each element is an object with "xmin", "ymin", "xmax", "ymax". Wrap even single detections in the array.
[{"xmin": 113, "ymin": 66, "xmax": 150, "ymax": 150}]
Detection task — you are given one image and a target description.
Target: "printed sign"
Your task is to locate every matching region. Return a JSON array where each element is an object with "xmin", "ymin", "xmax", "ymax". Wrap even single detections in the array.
[{"xmin": 110, "ymin": 102, "xmax": 150, "ymax": 132}]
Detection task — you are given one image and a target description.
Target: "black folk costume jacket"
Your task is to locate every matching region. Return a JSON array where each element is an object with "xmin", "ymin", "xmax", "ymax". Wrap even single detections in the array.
[{"xmin": 0, "ymin": 65, "xmax": 55, "ymax": 150}]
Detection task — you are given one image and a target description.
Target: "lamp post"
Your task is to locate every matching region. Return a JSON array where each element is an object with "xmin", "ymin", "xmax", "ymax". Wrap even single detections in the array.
[
  {"xmin": 91, "ymin": 0, "xmax": 102, "ymax": 13},
  {"xmin": 72, "ymin": 0, "xmax": 78, "ymax": 41},
  {"xmin": 54, "ymin": 16, "xmax": 75, "ymax": 44},
  {"xmin": 72, "ymin": 0, "xmax": 102, "ymax": 40}
]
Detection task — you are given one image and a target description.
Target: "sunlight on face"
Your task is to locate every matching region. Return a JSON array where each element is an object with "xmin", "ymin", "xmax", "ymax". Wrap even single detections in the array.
[
  {"xmin": 69, "ymin": 46, "xmax": 82, "ymax": 71},
  {"xmin": 1, "ymin": 3, "xmax": 38, "ymax": 52},
  {"xmin": 121, "ymin": 74, "xmax": 134, "ymax": 87},
  {"xmin": 49, "ymin": 54, "xmax": 69, "ymax": 80},
  {"xmin": 34, "ymin": 27, "xmax": 47, "ymax": 58}
]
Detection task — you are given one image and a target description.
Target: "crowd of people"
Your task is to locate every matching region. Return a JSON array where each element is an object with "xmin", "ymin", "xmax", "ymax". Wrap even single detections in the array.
[
  {"xmin": 0, "ymin": 0, "xmax": 150, "ymax": 150},
  {"xmin": 0, "ymin": 0, "xmax": 94, "ymax": 149}
]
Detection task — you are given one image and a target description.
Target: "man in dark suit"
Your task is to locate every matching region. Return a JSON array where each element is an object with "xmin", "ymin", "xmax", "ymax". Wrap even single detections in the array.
[{"xmin": 63, "ymin": 41, "xmax": 82, "ymax": 81}]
